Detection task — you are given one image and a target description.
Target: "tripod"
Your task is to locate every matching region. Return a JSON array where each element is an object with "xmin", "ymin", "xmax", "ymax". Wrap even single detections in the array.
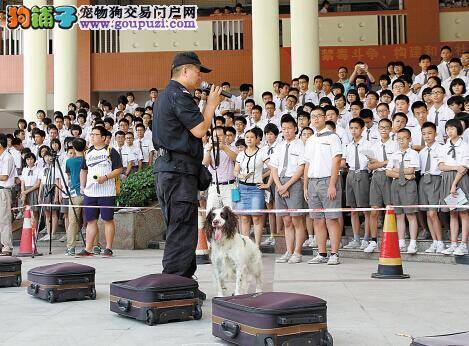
[{"xmin": 34, "ymin": 152, "xmax": 85, "ymax": 256}]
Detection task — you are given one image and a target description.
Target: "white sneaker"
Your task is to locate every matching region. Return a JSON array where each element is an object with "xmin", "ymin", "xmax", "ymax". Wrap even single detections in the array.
[
  {"xmin": 436, "ymin": 242, "xmax": 446, "ymax": 254},
  {"xmin": 343, "ymin": 240, "xmax": 360, "ymax": 249},
  {"xmin": 399, "ymin": 242, "xmax": 407, "ymax": 253},
  {"xmin": 327, "ymin": 254, "xmax": 340, "ymax": 265},
  {"xmin": 58, "ymin": 234, "xmax": 67, "ymax": 242},
  {"xmin": 38, "ymin": 234, "xmax": 50, "ymax": 242},
  {"xmin": 276, "ymin": 252, "xmax": 292, "ymax": 263},
  {"xmin": 359, "ymin": 240, "xmax": 369, "ymax": 250},
  {"xmin": 302, "ymin": 238, "xmax": 311, "ymax": 247},
  {"xmin": 261, "ymin": 237, "xmax": 274, "ymax": 247},
  {"xmin": 288, "ymin": 253, "xmax": 302, "ymax": 263},
  {"xmin": 307, "ymin": 254, "xmax": 328, "ymax": 264},
  {"xmin": 363, "ymin": 241, "xmax": 378, "ymax": 253},
  {"xmin": 453, "ymin": 243, "xmax": 468, "ymax": 256},
  {"xmin": 425, "ymin": 242, "xmax": 437, "ymax": 253},
  {"xmin": 407, "ymin": 242, "xmax": 417, "ymax": 254},
  {"xmin": 441, "ymin": 244, "xmax": 458, "ymax": 255},
  {"xmin": 270, "ymin": 238, "xmax": 276, "ymax": 246},
  {"xmin": 309, "ymin": 238, "xmax": 317, "ymax": 248}
]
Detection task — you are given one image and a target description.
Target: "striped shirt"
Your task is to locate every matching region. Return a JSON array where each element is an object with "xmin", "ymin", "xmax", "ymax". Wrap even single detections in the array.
[{"xmin": 81, "ymin": 145, "xmax": 123, "ymax": 197}]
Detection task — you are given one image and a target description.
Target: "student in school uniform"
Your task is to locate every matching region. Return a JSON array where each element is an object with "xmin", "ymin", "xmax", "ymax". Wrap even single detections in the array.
[
  {"xmin": 438, "ymin": 119, "xmax": 469, "ymax": 256},
  {"xmin": 247, "ymin": 105, "xmax": 267, "ymax": 132},
  {"xmin": 428, "ymin": 85, "xmax": 455, "ymax": 141},
  {"xmin": 20, "ymin": 152, "xmax": 41, "ymax": 221},
  {"xmin": 135, "ymin": 123, "xmax": 155, "ymax": 168},
  {"xmin": 298, "ymin": 74, "xmax": 315, "ymax": 106},
  {"xmin": 234, "ymin": 83, "xmax": 250, "ymax": 116},
  {"xmin": 386, "ymin": 128, "xmax": 421, "ymax": 254},
  {"xmin": 234, "ymin": 116, "xmax": 247, "ymax": 142},
  {"xmin": 303, "ymin": 107, "xmax": 343, "ymax": 265},
  {"xmin": 410, "ymin": 101, "xmax": 430, "ymax": 152},
  {"xmin": 0, "ymin": 134, "xmax": 16, "ymax": 256},
  {"xmin": 367, "ymin": 118, "xmax": 397, "ymax": 253},
  {"xmin": 390, "ymin": 112, "xmax": 408, "ymax": 141},
  {"xmin": 412, "ymin": 54, "xmax": 432, "ymax": 95},
  {"xmin": 442, "ymin": 58, "xmax": 469, "ymax": 97},
  {"xmin": 325, "ymin": 105, "xmax": 350, "ymax": 146},
  {"xmin": 260, "ymin": 123, "xmax": 280, "ymax": 247},
  {"xmin": 360, "ymin": 109, "xmax": 379, "ymax": 143},
  {"xmin": 342, "ymin": 118, "xmax": 372, "ymax": 250},
  {"xmin": 269, "ymin": 115, "xmax": 306, "ymax": 264},
  {"xmin": 418, "ymin": 122, "xmax": 445, "ymax": 254},
  {"xmin": 233, "ymin": 129, "xmax": 269, "ymax": 247},
  {"xmin": 437, "ymin": 45, "xmax": 453, "ymax": 82},
  {"xmin": 334, "ymin": 94, "xmax": 352, "ymax": 129}
]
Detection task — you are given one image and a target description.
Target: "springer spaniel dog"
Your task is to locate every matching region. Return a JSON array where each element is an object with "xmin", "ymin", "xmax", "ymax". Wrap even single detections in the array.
[{"xmin": 205, "ymin": 207, "xmax": 263, "ymax": 297}]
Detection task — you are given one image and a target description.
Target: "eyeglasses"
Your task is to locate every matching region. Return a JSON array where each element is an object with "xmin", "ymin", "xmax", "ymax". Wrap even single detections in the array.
[{"xmin": 431, "ymin": 91, "xmax": 444, "ymax": 95}]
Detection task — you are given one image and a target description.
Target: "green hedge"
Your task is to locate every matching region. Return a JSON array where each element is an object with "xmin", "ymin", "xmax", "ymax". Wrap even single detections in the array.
[{"xmin": 117, "ymin": 167, "xmax": 156, "ymax": 207}]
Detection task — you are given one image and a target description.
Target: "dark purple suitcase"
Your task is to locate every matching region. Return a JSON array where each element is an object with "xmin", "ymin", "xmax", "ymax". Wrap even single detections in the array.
[
  {"xmin": 410, "ymin": 331, "xmax": 469, "ymax": 345},
  {"xmin": 27, "ymin": 262, "xmax": 96, "ymax": 303},
  {"xmin": 212, "ymin": 292, "xmax": 333, "ymax": 346},
  {"xmin": 0, "ymin": 257, "xmax": 22, "ymax": 287},
  {"xmin": 110, "ymin": 274, "xmax": 202, "ymax": 326}
]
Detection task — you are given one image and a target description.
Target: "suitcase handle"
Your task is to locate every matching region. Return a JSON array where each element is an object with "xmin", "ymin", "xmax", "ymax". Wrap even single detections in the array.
[
  {"xmin": 221, "ymin": 320, "xmax": 240, "ymax": 339},
  {"xmin": 117, "ymin": 299, "xmax": 131, "ymax": 312},
  {"xmin": 1, "ymin": 265, "xmax": 16, "ymax": 272},
  {"xmin": 156, "ymin": 291, "xmax": 194, "ymax": 301},
  {"xmin": 278, "ymin": 315, "xmax": 324, "ymax": 325},
  {"xmin": 57, "ymin": 277, "xmax": 90, "ymax": 285}
]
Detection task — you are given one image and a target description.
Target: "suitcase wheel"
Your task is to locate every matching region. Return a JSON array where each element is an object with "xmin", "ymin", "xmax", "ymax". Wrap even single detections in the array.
[
  {"xmin": 15, "ymin": 275, "xmax": 22, "ymax": 287},
  {"xmin": 145, "ymin": 309, "xmax": 156, "ymax": 326},
  {"xmin": 47, "ymin": 289, "xmax": 57, "ymax": 304},
  {"xmin": 264, "ymin": 337, "xmax": 274, "ymax": 346},
  {"xmin": 321, "ymin": 331, "xmax": 333, "ymax": 346},
  {"xmin": 193, "ymin": 304, "xmax": 202, "ymax": 320},
  {"xmin": 30, "ymin": 283, "xmax": 39, "ymax": 295},
  {"xmin": 90, "ymin": 287, "xmax": 96, "ymax": 300},
  {"xmin": 221, "ymin": 320, "xmax": 240, "ymax": 339}
]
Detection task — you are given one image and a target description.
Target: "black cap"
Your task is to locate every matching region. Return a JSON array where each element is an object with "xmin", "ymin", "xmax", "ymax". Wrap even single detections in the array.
[{"xmin": 171, "ymin": 51, "xmax": 212, "ymax": 73}]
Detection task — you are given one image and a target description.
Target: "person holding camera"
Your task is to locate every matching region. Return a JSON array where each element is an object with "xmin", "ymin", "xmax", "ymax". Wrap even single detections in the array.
[{"xmin": 152, "ymin": 52, "xmax": 222, "ymax": 283}]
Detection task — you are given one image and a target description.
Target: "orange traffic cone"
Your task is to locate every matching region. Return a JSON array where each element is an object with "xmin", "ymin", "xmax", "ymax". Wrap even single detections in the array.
[
  {"xmin": 372, "ymin": 208, "xmax": 409, "ymax": 279},
  {"xmin": 196, "ymin": 228, "xmax": 210, "ymax": 265},
  {"xmin": 17, "ymin": 206, "xmax": 42, "ymax": 257}
]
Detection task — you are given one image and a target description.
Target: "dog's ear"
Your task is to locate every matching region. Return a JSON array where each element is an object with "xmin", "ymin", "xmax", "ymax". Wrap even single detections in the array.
[
  {"xmin": 204, "ymin": 208, "xmax": 215, "ymax": 242},
  {"xmin": 223, "ymin": 206, "xmax": 238, "ymax": 239}
]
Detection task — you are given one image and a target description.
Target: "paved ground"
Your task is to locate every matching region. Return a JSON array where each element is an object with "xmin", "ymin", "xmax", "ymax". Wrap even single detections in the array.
[{"xmin": 2, "ymin": 247, "xmax": 469, "ymax": 346}]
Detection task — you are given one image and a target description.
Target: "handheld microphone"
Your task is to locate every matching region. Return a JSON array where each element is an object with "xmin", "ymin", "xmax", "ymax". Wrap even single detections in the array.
[
  {"xmin": 93, "ymin": 175, "xmax": 98, "ymax": 180},
  {"xmin": 200, "ymin": 81, "xmax": 232, "ymax": 99}
]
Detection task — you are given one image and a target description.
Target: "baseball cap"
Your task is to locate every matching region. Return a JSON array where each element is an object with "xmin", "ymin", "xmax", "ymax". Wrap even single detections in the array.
[{"xmin": 171, "ymin": 51, "xmax": 212, "ymax": 73}]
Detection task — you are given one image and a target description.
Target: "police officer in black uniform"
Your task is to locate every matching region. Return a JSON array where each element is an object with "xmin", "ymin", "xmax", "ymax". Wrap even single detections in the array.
[{"xmin": 153, "ymin": 52, "xmax": 221, "ymax": 281}]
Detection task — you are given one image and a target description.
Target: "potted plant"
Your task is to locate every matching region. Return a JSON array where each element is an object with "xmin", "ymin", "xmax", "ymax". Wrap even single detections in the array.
[{"xmin": 99, "ymin": 167, "xmax": 165, "ymax": 249}]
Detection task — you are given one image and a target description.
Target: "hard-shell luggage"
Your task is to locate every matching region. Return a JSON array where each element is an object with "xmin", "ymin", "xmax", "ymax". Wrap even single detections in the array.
[
  {"xmin": 110, "ymin": 273, "xmax": 202, "ymax": 326},
  {"xmin": 0, "ymin": 256, "xmax": 22, "ymax": 287},
  {"xmin": 27, "ymin": 262, "xmax": 96, "ymax": 303},
  {"xmin": 410, "ymin": 331, "xmax": 469, "ymax": 345},
  {"xmin": 212, "ymin": 292, "xmax": 333, "ymax": 346}
]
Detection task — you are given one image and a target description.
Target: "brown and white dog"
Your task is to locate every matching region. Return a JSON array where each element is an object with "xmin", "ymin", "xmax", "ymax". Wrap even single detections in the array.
[{"xmin": 204, "ymin": 207, "xmax": 263, "ymax": 297}]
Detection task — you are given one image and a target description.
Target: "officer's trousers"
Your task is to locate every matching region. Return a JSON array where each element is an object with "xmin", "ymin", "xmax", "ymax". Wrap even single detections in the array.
[{"xmin": 155, "ymin": 171, "xmax": 199, "ymax": 278}]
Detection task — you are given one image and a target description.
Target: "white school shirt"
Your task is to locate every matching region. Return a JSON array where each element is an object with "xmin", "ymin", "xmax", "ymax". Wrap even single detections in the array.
[
  {"xmin": 428, "ymin": 104, "xmax": 454, "ymax": 138},
  {"xmin": 269, "ymin": 139, "xmax": 305, "ymax": 178},
  {"xmin": 304, "ymin": 128, "xmax": 342, "ymax": 178},
  {"xmin": 273, "ymin": 95, "xmax": 287, "ymax": 112},
  {"xmin": 126, "ymin": 102, "xmax": 139, "ymax": 115},
  {"xmin": 419, "ymin": 142, "xmax": 443, "ymax": 176},
  {"xmin": 343, "ymin": 137, "xmax": 372, "ymax": 171},
  {"xmin": 412, "ymin": 71, "xmax": 428, "ymax": 87},
  {"xmin": 298, "ymin": 90, "xmax": 315, "ymax": 106},
  {"xmin": 264, "ymin": 114, "xmax": 281, "ymax": 129},
  {"xmin": 463, "ymin": 128, "xmax": 469, "ymax": 144},
  {"xmin": 438, "ymin": 137, "xmax": 469, "ymax": 166},
  {"xmin": 247, "ymin": 118, "xmax": 267, "ymax": 132},
  {"xmin": 135, "ymin": 137, "xmax": 154, "ymax": 163},
  {"xmin": 335, "ymin": 125, "xmax": 350, "ymax": 146},
  {"xmin": 337, "ymin": 109, "xmax": 351, "ymax": 129},
  {"xmin": 371, "ymin": 139, "xmax": 398, "ymax": 172},
  {"xmin": 21, "ymin": 166, "xmax": 40, "ymax": 187},
  {"xmin": 7, "ymin": 147, "xmax": 22, "ymax": 170},
  {"xmin": 236, "ymin": 148, "xmax": 269, "ymax": 184},
  {"xmin": 386, "ymin": 148, "xmax": 420, "ymax": 172},
  {"xmin": 0, "ymin": 150, "xmax": 16, "ymax": 188},
  {"xmin": 215, "ymin": 99, "xmax": 233, "ymax": 117},
  {"xmin": 260, "ymin": 142, "xmax": 277, "ymax": 169},
  {"xmin": 311, "ymin": 90, "xmax": 326, "ymax": 106},
  {"xmin": 234, "ymin": 96, "xmax": 248, "ymax": 115},
  {"xmin": 363, "ymin": 125, "xmax": 380, "ymax": 143},
  {"xmin": 438, "ymin": 61, "xmax": 451, "ymax": 81}
]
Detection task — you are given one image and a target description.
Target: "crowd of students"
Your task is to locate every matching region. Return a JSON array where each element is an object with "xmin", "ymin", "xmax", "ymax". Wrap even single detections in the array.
[{"xmin": 0, "ymin": 45, "xmax": 468, "ymax": 263}]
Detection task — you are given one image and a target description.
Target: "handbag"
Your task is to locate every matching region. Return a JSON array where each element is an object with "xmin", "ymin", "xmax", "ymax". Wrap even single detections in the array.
[
  {"xmin": 231, "ymin": 178, "xmax": 241, "ymax": 203},
  {"xmin": 197, "ymin": 165, "xmax": 212, "ymax": 191}
]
